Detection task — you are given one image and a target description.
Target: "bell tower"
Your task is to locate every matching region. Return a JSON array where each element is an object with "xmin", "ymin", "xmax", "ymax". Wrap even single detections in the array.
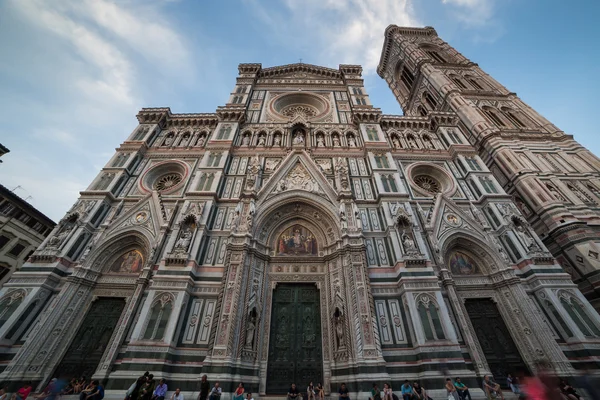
[{"xmin": 378, "ymin": 26, "xmax": 600, "ymax": 310}]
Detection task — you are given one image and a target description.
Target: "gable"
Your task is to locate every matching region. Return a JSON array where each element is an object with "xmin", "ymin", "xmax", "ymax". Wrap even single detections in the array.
[{"xmin": 258, "ymin": 150, "xmax": 338, "ymax": 205}]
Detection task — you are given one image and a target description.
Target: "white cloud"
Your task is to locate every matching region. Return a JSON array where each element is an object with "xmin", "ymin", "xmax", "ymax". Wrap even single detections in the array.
[
  {"xmin": 441, "ymin": 0, "xmax": 495, "ymax": 27},
  {"xmin": 1, "ymin": 0, "xmax": 194, "ymax": 220},
  {"xmin": 247, "ymin": 0, "xmax": 419, "ymax": 74}
]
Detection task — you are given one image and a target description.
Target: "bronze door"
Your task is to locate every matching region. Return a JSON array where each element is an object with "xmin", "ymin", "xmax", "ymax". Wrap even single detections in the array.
[
  {"xmin": 266, "ymin": 284, "xmax": 323, "ymax": 394},
  {"xmin": 54, "ymin": 297, "xmax": 126, "ymax": 379},
  {"xmin": 465, "ymin": 298, "xmax": 528, "ymax": 386}
]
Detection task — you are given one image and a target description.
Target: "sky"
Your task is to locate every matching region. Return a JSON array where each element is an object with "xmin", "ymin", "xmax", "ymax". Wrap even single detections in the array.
[{"xmin": 0, "ymin": 0, "xmax": 599, "ymax": 222}]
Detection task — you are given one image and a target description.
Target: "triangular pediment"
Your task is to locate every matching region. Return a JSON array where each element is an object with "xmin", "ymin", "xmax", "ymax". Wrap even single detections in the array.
[
  {"xmin": 258, "ymin": 150, "xmax": 338, "ymax": 205},
  {"xmin": 258, "ymin": 63, "xmax": 342, "ymax": 81},
  {"xmin": 428, "ymin": 195, "xmax": 487, "ymax": 243},
  {"xmin": 103, "ymin": 191, "xmax": 172, "ymax": 243}
]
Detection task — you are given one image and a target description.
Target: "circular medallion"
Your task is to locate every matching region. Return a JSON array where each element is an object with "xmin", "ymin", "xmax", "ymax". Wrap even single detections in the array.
[
  {"xmin": 446, "ymin": 214, "xmax": 460, "ymax": 225},
  {"xmin": 135, "ymin": 212, "xmax": 148, "ymax": 224}
]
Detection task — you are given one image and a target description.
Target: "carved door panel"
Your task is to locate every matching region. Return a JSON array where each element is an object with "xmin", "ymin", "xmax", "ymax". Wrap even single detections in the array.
[
  {"xmin": 465, "ymin": 299, "xmax": 528, "ymax": 386},
  {"xmin": 54, "ymin": 297, "xmax": 126, "ymax": 379},
  {"xmin": 267, "ymin": 284, "xmax": 322, "ymax": 394}
]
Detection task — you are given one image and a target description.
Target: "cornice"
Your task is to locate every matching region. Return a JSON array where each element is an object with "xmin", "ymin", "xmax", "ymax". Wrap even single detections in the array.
[
  {"xmin": 216, "ymin": 106, "xmax": 246, "ymax": 122},
  {"xmin": 378, "ymin": 25, "xmax": 438, "ymax": 77},
  {"xmin": 137, "ymin": 108, "xmax": 218, "ymax": 128}
]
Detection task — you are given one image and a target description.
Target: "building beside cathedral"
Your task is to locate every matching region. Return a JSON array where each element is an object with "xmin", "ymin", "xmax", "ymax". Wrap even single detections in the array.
[
  {"xmin": 0, "ymin": 184, "xmax": 55, "ymax": 286},
  {"xmin": 1, "ymin": 25, "xmax": 599, "ymax": 396}
]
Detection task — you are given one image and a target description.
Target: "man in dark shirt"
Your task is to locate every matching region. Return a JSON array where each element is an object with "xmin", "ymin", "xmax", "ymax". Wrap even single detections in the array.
[
  {"xmin": 83, "ymin": 381, "xmax": 104, "ymax": 400},
  {"xmin": 198, "ymin": 375, "xmax": 210, "ymax": 400},
  {"xmin": 288, "ymin": 384, "xmax": 300, "ymax": 400},
  {"xmin": 339, "ymin": 383, "xmax": 350, "ymax": 400}
]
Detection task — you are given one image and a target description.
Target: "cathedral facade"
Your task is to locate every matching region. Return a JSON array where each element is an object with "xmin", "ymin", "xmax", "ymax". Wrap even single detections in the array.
[{"xmin": 0, "ymin": 26, "xmax": 599, "ymax": 396}]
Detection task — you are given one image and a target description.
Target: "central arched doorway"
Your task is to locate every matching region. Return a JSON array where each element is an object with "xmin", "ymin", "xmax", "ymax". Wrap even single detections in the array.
[{"xmin": 250, "ymin": 194, "xmax": 342, "ymax": 395}]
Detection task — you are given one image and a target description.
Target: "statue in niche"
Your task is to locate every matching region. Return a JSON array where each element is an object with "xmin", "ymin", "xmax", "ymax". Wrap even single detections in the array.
[
  {"xmin": 316, "ymin": 134, "xmax": 325, "ymax": 147},
  {"xmin": 515, "ymin": 225, "xmax": 537, "ymax": 251},
  {"xmin": 258, "ymin": 135, "xmax": 266, "ymax": 146},
  {"xmin": 175, "ymin": 226, "xmax": 193, "ymax": 252},
  {"xmin": 348, "ymin": 134, "xmax": 356, "ymax": 147},
  {"xmin": 332, "ymin": 135, "xmax": 341, "ymax": 147},
  {"xmin": 180, "ymin": 134, "xmax": 190, "ymax": 147},
  {"xmin": 339, "ymin": 203, "xmax": 348, "ymax": 231},
  {"xmin": 273, "ymin": 134, "xmax": 282, "ymax": 146},
  {"xmin": 470, "ymin": 203, "xmax": 486, "ymax": 225},
  {"xmin": 293, "ymin": 129, "xmax": 305, "ymax": 145},
  {"xmin": 392, "ymin": 136, "xmax": 402, "ymax": 149},
  {"xmin": 48, "ymin": 221, "xmax": 74, "ymax": 247},
  {"xmin": 423, "ymin": 135, "xmax": 434, "ymax": 149},
  {"xmin": 232, "ymin": 202, "xmax": 242, "ymax": 232},
  {"xmin": 245, "ymin": 156, "xmax": 261, "ymax": 190},
  {"xmin": 333, "ymin": 308, "xmax": 345, "ymax": 350},
  {"xmin": 401, "ymin": 229, "xmax": 418, "ymax": 254},
  {"xmin": 245, "ymin": 308, "xmax": 257, "ymax": 349},
  {"xmin": 352, "ymin": 202, "xmax": 362, "ymax": 231},
  {"xmin": 164, "ymin": 134, "xmax": 174, "ymax": 146},
  {"xmin": 491, "ymin": 235, "xmax": 510, "ymax": 264},
  {"xmin": 407, "ymin": 135, "xmax": 417, "ymax": 149},
  {"xmin": 246, "ymin": 199, "xmax": 256, "ymax": 230},
  {"xmin": 197, "ymin": 135, "xmax": 206, "ymax": 147},
  {"xmin": 242, "ymin": 134, "xmax": 251, "ymax": 146}
]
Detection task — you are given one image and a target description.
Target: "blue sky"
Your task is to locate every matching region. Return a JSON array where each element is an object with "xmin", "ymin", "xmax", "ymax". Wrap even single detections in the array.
[{"xmin": 0, "ymin": 0, "xmax": 598, "ymax": 221}]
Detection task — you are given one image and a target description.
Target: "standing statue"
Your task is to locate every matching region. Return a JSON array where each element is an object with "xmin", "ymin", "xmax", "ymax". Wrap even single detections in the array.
[
  {"xmin": 245, "ymin": 313, "xmax": 257, "ymax": 349},
  {"xmin": 197, "ymin": 135, "xmax": 206, "ymax": 147},
  {"xmin": 175, "ymin": 228, "xmax": 193, "ymax": 251},
  {"xmin": 515, "ymin": 225, "xmax": 536, "ymax": 250},
  {"xmin": 352, "ymin": 203, "xmax": 362, "ymax": 231},
  {"xmin": 316, "ymin": 135, "xmax": 325, "ymax": 147},
  {"xmin": 293, "ymin": 130, "xmax": 305, "ymax": 145},
  {"xmin": 348, "ymin": 135, "xmax": 357, "ymax": 147},
  {"xmin": 339, "ymin": 203, "xmax": 348, "ymax": 231},
  {"xmin": 334, "ymin": 309, "xmax": 345, "ymax": 350},
  {"xmin": 273, "ymin": 134, "xmax": 282, "ymax": 146},
  {"xmin": 242, "ymin": 134, "xmax": 251, "ymax": 146},
  {"xmin": 333, "ymin": 135, "xmax": 341, "ymax": 147},
  {"xmin": 392, "ymin": 137, "xmax": 401, "ymax": 149},
  {"xmin": 401, "ymin": 230, "xmax": 418, "ymax": 254},
  {"xmin": 258, "ymin": 135, "xmax": 266, "ymax": 146}
]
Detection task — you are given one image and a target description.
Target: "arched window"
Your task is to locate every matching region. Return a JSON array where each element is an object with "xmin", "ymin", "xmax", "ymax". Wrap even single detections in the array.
[
  {"xmin": 482, "ymin": 106, "xmax": 508, "ymax": 128},
  {"xmin": 560, "ymin": 294, "xmax": 600, "ymax": 337},
  {"xmin": 426, "ymin": 50, "xmax": 446, "ymax": 64},
  {"xmin": 0, "ymin": 291, "xmax": 25, "ymax": 328},
  {"xmin": 418, "ymin": 106, "xmax": 428, "ymax": 117},
  {"xmin": 422, "ymin": 92, "xmax": 437, "ymax": 111},
  {"xmin": 162, "ymin": 133, "xmax": 175, "ymax": 146},
  {"xmin": 447, "ymin": 130, "xmax": 463, "ymax": 144},
  {"xmin": 197, "ymin": 174, "xmax": 207, "ymax": 191},
  {"xmin": 503, "ymin": 234, "xmax": 522, "ymax": 262},
  {"xmin": 5, "ymin": 300, "xmax": 38, "ymax": 339},
  {"xmin": 399, "ymin": 68, "xmax": 415, "ymax": 95},
  {"xmin": 486, "ymin": 206, "xmax": 501, "ymax": 228},
  {"xmin": 501, "ymin": 108, "xmax": 527, "ymax": 128},
  {"xmin": 417, "ymin": 295, "xmax": 445, "ymax": 341},
  {"xmin": 133, "ymin": 127, "xmax": 149, "ymax": 141},
  {"xmin": 543, "ymin": 299, "xmax": 573, "ymax": 339},
  {"xmin": 143, "ymin": 294, "xmax": 173, "ymax": 341},
  {"xmin": 465, "ymin": 75, "xmax": 484, "ymax": 90},
  {"xmin": 449, "ymin": 74, "xmax": 467, "ymax": 89},
  {"xmin": 205, "ymin": 174, "xmax": 215, "ymax": 191}
]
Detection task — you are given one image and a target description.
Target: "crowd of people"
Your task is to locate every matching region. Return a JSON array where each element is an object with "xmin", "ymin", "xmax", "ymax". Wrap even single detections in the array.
[{"xmin": 0, "ymin": 371, "xmax": 596, "ymax": 400}]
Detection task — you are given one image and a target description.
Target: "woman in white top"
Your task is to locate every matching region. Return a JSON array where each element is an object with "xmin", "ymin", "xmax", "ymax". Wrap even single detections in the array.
[
  {"xmin": 307, "ymin": 382, "xmax": 316, "ymax": 400},
  {"xmin": 383, "ymin": 383, "xmax": 393, "ymax": 400}
]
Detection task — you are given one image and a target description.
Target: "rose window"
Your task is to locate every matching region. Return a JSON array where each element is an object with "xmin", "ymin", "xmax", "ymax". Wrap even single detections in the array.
[
  {"xmin": 414, "ymin": 175, "xmax": 441, "ymax": 193},
  {"xmin": 154, "ymin": 173, "xmax": 183, "ymax": 191},
  {"xmin": 281, "ymin": 105, "xmax": 318, "ymax": 119}
]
